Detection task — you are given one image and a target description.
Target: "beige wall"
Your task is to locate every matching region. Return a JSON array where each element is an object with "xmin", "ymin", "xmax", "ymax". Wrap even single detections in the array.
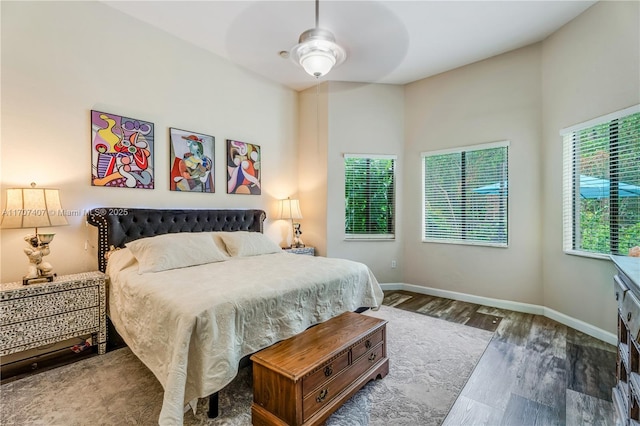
[
  {"xmin": 541, "ymin": 1, "xmax": 640, "ymax": 333},
  {"xmin": 297, "ymin": 83, "xmax": 329, "ymax": 256},
  {"xmin": 0, "ymin": 1, "xmax": 298, "ymax": 282},
  {"xmin": 403, "ymin": 44, "xmax": 544, "ymax": 305},
  {"xmin": 297, "ymin": 82, "xmax": 404, "ymax": 283},
  {"xmin": 326, "ymin": 82, "xmax": 405, "ymax": 283},
  {"xmin": 401, "ymin": 0, "xmax": 639, "ymax": 334}
]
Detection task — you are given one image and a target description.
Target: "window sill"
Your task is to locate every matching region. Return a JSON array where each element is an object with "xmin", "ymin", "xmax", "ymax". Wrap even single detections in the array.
[{"xmin": 563, "ymin": 250, "xmax": 613, "ymax": 261}]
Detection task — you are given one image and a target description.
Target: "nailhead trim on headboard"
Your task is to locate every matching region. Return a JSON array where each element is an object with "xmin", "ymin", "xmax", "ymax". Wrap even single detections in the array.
[{"xmin": 86, "ymin": 208, "xmax": 266, "ymax": 273}]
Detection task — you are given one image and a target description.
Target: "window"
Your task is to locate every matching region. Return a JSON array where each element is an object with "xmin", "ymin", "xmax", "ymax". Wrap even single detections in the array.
[
  {"xmin": 344, "ymin": 154, "xmax": 396, "ymax": 240},
  {"xmin": 562, "ymin": 105, "xmax": 640, "ymax": 257},
  {"xmin": 422, "ymin": 141, "xmax": 509, "ymax": 247}
]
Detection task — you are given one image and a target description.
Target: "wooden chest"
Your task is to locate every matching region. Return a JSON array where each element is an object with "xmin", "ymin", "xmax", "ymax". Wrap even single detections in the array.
[{"xmin": 250, "ymin": 311, "xmax": 388, "ymax": 426}]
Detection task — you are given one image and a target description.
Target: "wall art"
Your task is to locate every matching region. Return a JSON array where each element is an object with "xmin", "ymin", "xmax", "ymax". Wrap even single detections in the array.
[
  {"xmin": 91, "ymin": 110, "xmax": 154, "ymax": 189},
  {"xmin": 227, "ymin": 139, "xmax": 261, "ymax": 195},
  {"xmin": 169, "ymin": 128, "xmax": 215, "ymax": 193}
]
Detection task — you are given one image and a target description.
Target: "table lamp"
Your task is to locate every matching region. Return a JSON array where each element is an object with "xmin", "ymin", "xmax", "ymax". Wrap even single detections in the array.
[
  {"xmin": 1, "ymin": 183, "xmax": 68, "ymax": 284},
  {"xmin": 277, "ymin": 197, "xmax": 304, "ymax": 248}
]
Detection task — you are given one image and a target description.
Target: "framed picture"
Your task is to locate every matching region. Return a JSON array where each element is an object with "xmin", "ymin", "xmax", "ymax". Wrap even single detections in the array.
[
  {"xmin": 169, "ymin": 128, "xmax": 215, "ymax": 193},
  {"xmin": 227, "ymin": 139, "xmax": 261, "ymax": 195},
  {"xmin": 91, "ymin": 110, "xmax": 154, "ymax": 189}
]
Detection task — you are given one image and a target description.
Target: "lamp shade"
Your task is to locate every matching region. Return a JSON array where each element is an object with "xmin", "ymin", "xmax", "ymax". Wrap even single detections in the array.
[
  {"xmin": 1, "ymin": 185, "xmax": 68, "ymax": 229},
  {"xmin": 276, "ymin": 198, "xmax": 303, "ymax": 221}
]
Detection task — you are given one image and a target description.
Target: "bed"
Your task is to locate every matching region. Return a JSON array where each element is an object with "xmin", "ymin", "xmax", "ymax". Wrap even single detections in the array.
[{"xmin": 86, "ymin": 207, "xmax": 384, "ymax": 425}]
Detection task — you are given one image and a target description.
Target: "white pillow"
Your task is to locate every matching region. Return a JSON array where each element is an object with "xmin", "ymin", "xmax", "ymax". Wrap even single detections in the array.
[
  {"xmin": 218, "ymin": 231, "xmax": 282, "ymax": 257},
  {"xmin": 125, "ymin": 232, "xmax": 228, "ymax": 274}
]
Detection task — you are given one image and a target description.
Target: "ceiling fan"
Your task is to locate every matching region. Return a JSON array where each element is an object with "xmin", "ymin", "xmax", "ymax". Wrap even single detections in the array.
[
  {"xmin": 222, "ymin": 0, "xmax": 408, "ymax": 90},
  {"xmin": 288, "ymin": 0, "xmax": 347, "ymax": 78}
]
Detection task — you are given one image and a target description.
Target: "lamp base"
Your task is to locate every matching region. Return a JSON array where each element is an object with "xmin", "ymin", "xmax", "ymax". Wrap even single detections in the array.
[{"xmin": 23, "ymin": 272, "xmax": 56, "ymax": 286}]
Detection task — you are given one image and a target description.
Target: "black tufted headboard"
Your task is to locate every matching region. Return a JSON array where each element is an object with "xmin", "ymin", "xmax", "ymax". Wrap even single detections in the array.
[{"xmin": 87, "ymin": 207, "xmax": 266, "ymax": 272}]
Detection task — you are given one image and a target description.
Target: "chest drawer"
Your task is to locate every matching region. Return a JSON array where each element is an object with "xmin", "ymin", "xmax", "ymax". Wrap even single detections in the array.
[
  {"xmin": 623, "ymin": 290, "xmax": 640, "ymax": 343},
  {"xmin": 302, "ymin": 349, "xmax": 350, "ymax": 397},
  {"xmin": 301, "ymin": 341, "xmax": 385, "ymax": 422},
  {"xmin": 352, "ymin": 327, "xmax": 384, "ymax": 361},
  {"xmin": 350, "ymin": 341, "xmax": 385, "ymax": 381},
  {"xmin": 0, "ymin": 286, "xmax": 99, "ymax": 325},
  {"xmin": 0, "ymin": 307, "xmax": 99, "ymax": 353}
]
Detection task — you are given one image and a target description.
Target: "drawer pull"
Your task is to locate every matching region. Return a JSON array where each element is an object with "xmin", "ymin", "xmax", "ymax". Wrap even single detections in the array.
[
  {"xmin": 324, "ymin": 365, "xmax": 333, "ymax": 377},
  {"xmin": 316, "ymin": 388, "xmax": 329, "ymax": 403},
  {"xmin": 368, "ymin": 353, "xmax": 377, "ymax": 362},
  {"xmin": 365, "ymin": 340, "xmax": 371, "ymax": 349},
  {"xmin": 629, "ymin": 312, "xmax": 632, "ymax": 322},
  {"xmin": 616, "ymin": 292, "xmax": 620, "ymax": 301}
]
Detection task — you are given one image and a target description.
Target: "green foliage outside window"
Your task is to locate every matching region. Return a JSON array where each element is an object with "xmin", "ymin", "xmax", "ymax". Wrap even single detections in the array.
[
  {"xmin": 345, "ymin": 157, "xmax": 395, "ymax": 237},
  {"xmin": 572, "ymin": 112, "xmax": 640, "ymax": 255}
]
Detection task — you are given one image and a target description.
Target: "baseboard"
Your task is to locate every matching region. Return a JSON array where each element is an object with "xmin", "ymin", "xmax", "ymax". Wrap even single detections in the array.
[{"xmin": 379, "ymin": 282, "xmax": 616, "ymax": 346}]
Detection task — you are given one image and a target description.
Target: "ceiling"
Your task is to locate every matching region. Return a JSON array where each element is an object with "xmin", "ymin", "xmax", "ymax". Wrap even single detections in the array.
[{"xmin": 103, "ymin": 1, "xmax": 596, "ymax": 91}]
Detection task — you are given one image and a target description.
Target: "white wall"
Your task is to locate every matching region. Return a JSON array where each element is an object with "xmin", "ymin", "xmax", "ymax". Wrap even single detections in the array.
[
  {"xmin": 541, "ymin": 1, "xmax": 640, "ymax": 333},
  {"xmin": 403, "ymin": 44, "xmax": 544, "ymax": 305},
  {"xmin": 0, "ymin": 1, "xmax": 298, "ymax": 282}
]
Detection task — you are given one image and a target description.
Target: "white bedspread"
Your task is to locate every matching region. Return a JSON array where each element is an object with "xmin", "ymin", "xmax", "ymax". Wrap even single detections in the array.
[{"xmin": 106, "ymin": 249, "xmax": 384, "ymax": 425}]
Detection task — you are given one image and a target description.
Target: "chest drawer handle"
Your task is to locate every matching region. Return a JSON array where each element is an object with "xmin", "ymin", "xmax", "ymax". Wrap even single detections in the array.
[
  {"xmin": 365, "ymin": 340, "xmax": 371, "ymax": 349},
  {"xmin": 616, "ymin": 292, "xmax": 619, "ymax": 301},
  {"xmin": 628, "ymin": 312, "xmax": 633, "ymax": 322},
  {"xmin": 316, "ymin": 388, "xmax": 329, "ymax": 403},
  {"xmin": 368, "ymin": 353, "xmax": 377, "ymax": 362},
  {"xmin": 324, "ymin": 365, "xmax": 333, "ymax": 377}
]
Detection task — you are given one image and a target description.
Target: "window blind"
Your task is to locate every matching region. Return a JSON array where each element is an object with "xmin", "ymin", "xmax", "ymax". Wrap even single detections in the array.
[
  {"xmin": 422, "ymin": 141, "xmax": 509, "ymax": 247},
  {"xmin": 344, "ymin": 154, "xmax": 396, "ymax": 240},
  {"xmin": 561, "ymin": 105, "xmax": 640, "ymax": 257}
]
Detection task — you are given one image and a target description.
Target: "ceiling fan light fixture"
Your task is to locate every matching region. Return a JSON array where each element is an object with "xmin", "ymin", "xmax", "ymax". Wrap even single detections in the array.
[
  {"xmin": 291, "ymin": 27, "xmax": 346, "ymax": 78},
  {"xmin": 300, "ymin": 50, "xmax": 335, "ymax": 78}
]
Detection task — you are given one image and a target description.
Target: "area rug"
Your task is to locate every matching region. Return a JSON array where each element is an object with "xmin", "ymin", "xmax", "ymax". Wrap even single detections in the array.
[{"xmin": 0, "ymin": 305, "xmax": 493, "ymax": 425}]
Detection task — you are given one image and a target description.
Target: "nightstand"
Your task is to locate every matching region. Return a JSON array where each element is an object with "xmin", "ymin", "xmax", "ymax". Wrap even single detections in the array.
[
  {"xmin": 0, "ymin": 271, "xmax": 107, "ymax": 358},
  {"xmin": 283, "ymin": 246, "xmax": 315, "ymax": 256}
]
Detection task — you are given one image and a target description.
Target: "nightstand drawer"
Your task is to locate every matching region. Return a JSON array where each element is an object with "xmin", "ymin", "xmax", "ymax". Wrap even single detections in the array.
[
  {"xmin": 0, "ymin": 287, "xmax": 99, "ymax": 325},
  {"xmin": 0, "ymin": 307, "xmax": 99, "ymax": 353}
]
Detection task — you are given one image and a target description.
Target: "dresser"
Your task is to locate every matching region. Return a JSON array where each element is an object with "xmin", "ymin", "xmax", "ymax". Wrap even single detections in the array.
[
  {"xmin": 0, "ymin": 271, "xmax": 107, "ymax": 358},
  {"xmin": 251, "ymin": 311, "xmax": 388, "ymax": 426},
  {"xmin": 612, "ymin": 255, "xmax": 640, "ymax": 426}
]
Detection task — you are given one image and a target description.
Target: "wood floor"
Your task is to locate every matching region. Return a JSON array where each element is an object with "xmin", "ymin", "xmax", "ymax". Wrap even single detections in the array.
[{"xmin": 382, "ymin": 290, "xmax": 616, "ymax": 425}]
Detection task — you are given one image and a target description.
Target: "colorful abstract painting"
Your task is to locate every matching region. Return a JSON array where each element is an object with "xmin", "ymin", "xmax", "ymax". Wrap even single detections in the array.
[
  {"xmin": 91, "ymin": 110, "xmax": 154, "ymax": 189},
  {"xmin": 169, "ymin": 128, "xmax": 215, "ymax": 193},
  {"xmin": 227, "ymin": 140, "xmax": 261, "ymax": 195}
]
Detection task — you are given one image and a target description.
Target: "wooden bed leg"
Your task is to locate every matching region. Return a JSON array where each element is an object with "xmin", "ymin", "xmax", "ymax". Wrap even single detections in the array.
[{"xmin": 208, "ymin": 392, "xmax": 219, "ymax": 418}]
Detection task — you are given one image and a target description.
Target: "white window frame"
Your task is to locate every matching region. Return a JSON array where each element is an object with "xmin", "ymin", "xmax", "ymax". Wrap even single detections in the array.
[
  {"xmin": 561, "ymin": 104, "xmax": 640, "ymax": 259},
  {"xmin": 344, "ymin": 153, "xmax": 397, "ymax": 241},
  {"xmin": 421, "ymin": 141, "xmax": 510, "ymax": 248}
]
